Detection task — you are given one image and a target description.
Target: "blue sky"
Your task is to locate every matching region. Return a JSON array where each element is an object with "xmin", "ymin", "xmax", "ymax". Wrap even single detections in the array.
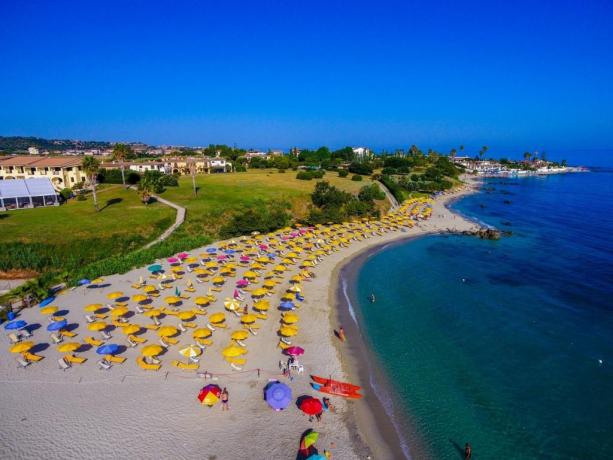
[{"xmin": 1, "ymin": 0, "xmax": 612, "ymax": 154}]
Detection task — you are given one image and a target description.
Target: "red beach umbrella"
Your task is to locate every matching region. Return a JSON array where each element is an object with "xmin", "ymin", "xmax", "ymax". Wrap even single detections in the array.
[
  {"xmin": 198, "ymin": 384, "xmax": 222, "ymax": 406},
  {"xmin": 299, "ymin": 396, "xmax": 323, "ymax": 415}
]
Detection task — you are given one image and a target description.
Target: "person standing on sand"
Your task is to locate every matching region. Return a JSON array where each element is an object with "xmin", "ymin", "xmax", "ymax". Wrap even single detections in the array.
[
  {"xmin": 221, "ymin": 387, "xmax": 229, "ymax": 411},
  {"xmin": 338, "ymin": 326, "xmax": 345, "ymax": 342},
  {"xmin": 465, "ymin": 442, "xmax": 472, "ymax": 459}
]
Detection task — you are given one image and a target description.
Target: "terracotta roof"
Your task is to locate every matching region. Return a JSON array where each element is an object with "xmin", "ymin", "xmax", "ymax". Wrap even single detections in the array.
[{"xmin": 0, "ymin": 155, "xmax": 83, "ymax": 168}]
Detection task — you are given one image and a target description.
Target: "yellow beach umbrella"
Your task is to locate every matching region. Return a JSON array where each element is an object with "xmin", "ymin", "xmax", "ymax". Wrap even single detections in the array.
[
  {"xmin": 243, "ymin": 271, "xmax": 257, "ymax": 280},
  {"xmin": 211, "ymin": 276, "xmax": 225, "ymax": 285},
  {"xmin": 288, "ymin": 285, "xmax": 302, "ymax": 293},
  {"xmin": 205, "ymin": 261, "xmax": 218, "ymax": 268},
  {"xmin": 185, "ymin": 257, "xmax": 198, "ymax": 264},
  {"xmin": 279, "ymin": 326, "xmax": 298, "ymax": 337},
  {"xmin": 263, "ymin": 280, "xmax": 276, "ymax": 288},
  {"xmin": 132, "ymin": 294, "xmax": 148, "ymax": 303},
  {"xmin": 179, "ymin": 344, "xmax": 202, "ymax": 358},
  {"xmin": 107, "ymin": 292, "xmax": 124, "ymax": 300},
  {"xmin": 231, "ymin": 330, "xmax": 249, "ymax": 341},
  {"xmin": 158, "ymin": 326, "xmax": 179, "ymax": 337},
  {"xmin": 121, "ymin": 324, "xmax": 141, "ymax": 335},
  {"xmin": 57, "ymin": 342, "xmax": 80, "ymax": 353},
  {"xmin": 194, "ymin": 297, "xmax": 210, "ymax": 306},
  {"xmin": 222, "ymin": 345, "xmax": 246, "ymax": 358},
  {"xmin": 209, "ymin": 312, "xmax": 226, "ymax": 324},
  {"xmin": 84, "ymin": 303, "xmax": 103, "ymax": 312},
  {"xmin": 10, "ymin": 341, "xmax": 34, "ymax": 353},
  {"xmin": 142, "ymin": 345, "xmax": 164, "ymax": 357},
  {"xmin": 251, "ymin": 288, "xmax": 268, "ymax": 298},
  {"xmin": 165, "ymin": 296, "xmax": 181, "ymax": 305},
  {"xmin": 110, "ymin": 306, "xmax": 129, "ymax": 317},
  {"xmin": 253, "ymin": 300, "xmax": 270, "ymax": 312},
  {"xmin": 240, "ymin": 314, "xmax": 257, "ymax": 325},
  {"xmin": 178, "ymin": 311, "xmax": 195, "ymax": 321},
  {"xmin": 88, "ymin": 322, "xmax": 107, "ymax": 331},
  {"xmin": 144, "ymin": 309, "xmax": 162, "ymax": 318},
  {"xmin": 171, "ymin": 266, "xmax": 184, "ymax": 273},
  {"xmin": 224, "ymin": 298, "xmax": 240, "ymax": 311},
  {"xmin": 193, "ymin": 328, "xmax": 212, "ymax": 339},
  {"xmin": 91, "ymin": 278, "xmax": 104, "ymax": 284},
  {"xmin": 143, "ymin": 285, "xmax": 157, "ymax": 293},
  {"xmin": 273, "ymin": 265, "xmax": 286, "ymax": 273},
  {"xmin": 40, "ymin": 306, "xmax": 58, "ymax": 315},
  {"xmin": 282, "ymin": 313, "xmax": 299, "ymax": 324}
]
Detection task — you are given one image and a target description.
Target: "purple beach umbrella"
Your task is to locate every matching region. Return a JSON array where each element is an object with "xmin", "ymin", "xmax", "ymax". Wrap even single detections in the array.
[{"xmin": 265, "ymin": 382, "xmax": 292, "ymax": 411}]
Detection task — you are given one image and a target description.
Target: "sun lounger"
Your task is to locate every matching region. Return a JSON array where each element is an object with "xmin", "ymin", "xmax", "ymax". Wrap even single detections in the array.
[
  {"xmin": 105, "ymin": 355, "xmax": 126, "ymax": 364},
  {"xmin": 193, "ymin": 309, "xmax": 207, "ymax": 316},
  {"xmin": 94, "ymin": 313, "xmax": 108, "ymax": 320},
  {"xmin": 128, "ymin": 334, "xmax": 147, "ymax": 344},
  {"xmin": 180, "ymin": 294, "xmax": 190, "ymax": 300},
  {"xmin": 20, "ymin": 329, "xmax": 32, "ymax": 338},
  {"xmin": 177, "ymin": 323, "xmax": 187, "ymax": 332},
  {"xmin": 128, "ymin": 337, "xmax": 138, "ymax": 347},
  {"xmin": 21, "ymin": 352, "xmax": 42, "ymax": 362},
  {"xmin": 98, "ymin": 359, "xmax": 112, "ymax": 370},
  {"xmin": 171, "ymin": 360, "xmax": 199, "ymax": 370},
  {"xmin": 85, "ymin": 336, "xmax": 104, "ymax": 346},
  {"xmin": 60, "ymin": 330, "xmax": 77, "ymax": 338},
  {"xmin": 211, "ymin": 287, "xmax": 222, "ymax": 292},
  {"xmin": 135, "ymin": 305, "xmax": 145, "ymax": 314},
  {"xmin": 64, "ymin": 354, "xmax": 86, "ymax": 364},
  {"xmin": 144, "ymin": 324, "xmax": 160, "ymax": 330},
  {"xmin": 280, "ymin": 337, "xmax": 292, "ymax": 345},
  {"xmin": 186, "ymin": 287, "xmax": 196, "ymax": 293},
  {"xmin": 8, "ymin": 333, "xmax": 21, "ymax": 344},
  {"xmin": 183, "ymin": 322, "xmax": 196, "ymax": 328},
  {"xmin": 254, "ymin": 313, "xmax": 267, "ymax": 320},
  {"xmin": 85, "ymin": 315, "xmax": 96, "ymax": 323},
  {"xmin": 278, "ymin": 340, "xmax": 290, "ymax": 350},
  {"xmin": 101, "ymin": 331, "xmax": 112, "ymax": 340},
  {"xmin": 50, "ymin": 333, "xmax": 63, "ymax": 344},
  {"xmin": 165, "ymin": 337, "xmax": 179, "ymax": 345},
  {"xmin": 247, "ymin": 327, "xmax": 258, "ymax": 336},
  {"xmin": 16, "ymin": 356, "xmax": 31, "ymax": 368},
  {"xmin": 137, "ymin": 356, "xmax": 161, "ymax": 371},
  {"xmin": 236, "ymin": 340, "xmax": 247, "ymax": 347},
  {"xmin": 58, "ymin": 357, "xmax": 71, "ymax": 370}
]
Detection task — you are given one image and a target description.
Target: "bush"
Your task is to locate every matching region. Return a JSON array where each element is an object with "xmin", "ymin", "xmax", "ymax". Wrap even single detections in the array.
[
  {"xmin": 98, "ymin": 168, "xmax": 141, "ymax": 185},
  {"xmin": 59, "ymin": 188, "xmax": 72, "ymax": 200},
  {"xmin": 338, "ymin": 170, "xmax": 349, "ymax": 178},
  {"xmin": 278, "ymin": 169, "xmax": 286, "ymax": 173},
  {"xmin": 348, "ymin": 161, "xmax": 373, "ymax": 175},
  {"xmin": 381, "ymin": 167, "xmax": 397, "ymax": 175},
  {"xmin": 235, "ymin": 165, "xmax": 247, "ymax": 172},
  {"xmin": 219, "ymin": 202, "xmax": 291, "ymax": 238},
  {"xmin": 351, "ymin": 174, "xmax": 363, "ymax": 181},
  {"xmin": 76, "ymin": 194, "xmax": 87, "ymax": 201},
  {"xmin": 159, "ymin": 174, "xmax": 178, "ymax": 186},
  {"xmin": 296, "ymin": 170, "xmax": 325, "ymax": 181},
  {"xmin": 358, "ymin": 184, "xmax": 385, "ymax": 202}
]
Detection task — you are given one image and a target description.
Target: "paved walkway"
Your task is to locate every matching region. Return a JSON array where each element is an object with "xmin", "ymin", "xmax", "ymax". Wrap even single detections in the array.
[
  {"xmin": 377, "ymin": 180, "xmax": 400, "ymax": 210},
  {"xmin": 143, "ymin": 194, "xmax": 186, "ymax": 248}
]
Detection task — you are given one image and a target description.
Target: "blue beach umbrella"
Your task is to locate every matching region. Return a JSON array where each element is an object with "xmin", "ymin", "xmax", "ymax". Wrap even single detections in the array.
[
  {"xmin": 267, "ymin": 253, "xmax": 277, "ymax": 259},
  {"xmin": 265, "ymin": 382, "xmax": 292, "ymax": 411},
  {"xmin": 78, "ymin": 279, "xmax": 91, "ymax": 286},
  {"xmin": 206, "ymin": 248, "xmax": 217, "ymax": 253},
  {"xmin": 96, "ymin": 344, "xmax": 120, "ymax": 355},
  {"xmin": 4, "ymin": 320, "xmax": 27, "ymax": 330},
  {"xmin": 148, "ymin": 264, "xmax": 162, "ymax": 273},
  {"xmin": 39, "ymin": 297, "xmax": 55, "ymax": 307},
  {"xmin": 47, "ymin": 319, "xmax": 67, "ymax": 332},
  {"xmin": 224, "ymin": 249, "xmax": 235, "ymax": 255},
  {"xmin": 279, "ymin": 301, "xmax": 295, "ymax": 311}
]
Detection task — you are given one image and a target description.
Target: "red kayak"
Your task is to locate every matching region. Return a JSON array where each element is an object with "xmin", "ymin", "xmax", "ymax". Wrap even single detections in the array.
[
  {"xmin": 311, "ymin": 375, "xmax": 363, "ymax": 399},
  {"xmin": 311, "ymin": 375, "xmax": 362, "ymax": 392}
]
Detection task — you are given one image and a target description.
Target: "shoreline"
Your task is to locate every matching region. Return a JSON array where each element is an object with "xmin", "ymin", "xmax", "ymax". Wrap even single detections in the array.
[{"xmin": 327, "ymin": 180, "xmax": 481, "ymax": 459}]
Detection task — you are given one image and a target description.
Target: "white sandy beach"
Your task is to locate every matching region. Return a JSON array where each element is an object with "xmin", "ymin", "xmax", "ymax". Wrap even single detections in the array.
[{"xmin": 0, "ymin": 182, "xmax": 479, "ymax": 460}]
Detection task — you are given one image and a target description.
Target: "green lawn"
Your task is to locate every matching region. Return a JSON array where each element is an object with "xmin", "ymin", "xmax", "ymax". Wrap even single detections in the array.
[
  {"xmin": 0, "ymin": 185, "xmax": 174, "ymax": 244},
  {"xmin": 159, "ymin": 169, "xmax": 384, "ymax": 236}
]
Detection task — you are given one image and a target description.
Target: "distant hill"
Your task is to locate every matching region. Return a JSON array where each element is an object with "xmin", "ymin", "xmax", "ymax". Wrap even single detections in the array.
[{"xmin": 0, "ymin": 136, "xmax": 111, "ymax": 153}]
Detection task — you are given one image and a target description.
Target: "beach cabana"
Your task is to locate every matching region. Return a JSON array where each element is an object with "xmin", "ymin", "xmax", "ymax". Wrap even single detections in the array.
[{"xmin": 0, "ymin": 178, "xmax": 58, "ymax": 210}]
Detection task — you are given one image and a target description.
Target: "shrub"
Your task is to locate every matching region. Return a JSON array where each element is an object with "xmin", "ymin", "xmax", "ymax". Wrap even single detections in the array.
[
  {"xmin": 338, "ymin": 170, "xmax": 349, "ymax": 178},
  {"xmin": 358, "ymin": 184, "xmax": 385, "ymax": 202},
  {"xmin": 351, "ymin": 174, "xmax": 363, "ymax": 181},
  {"xmin": 76, "ymin": 194, "xmax": 87, "ymax": 201},
  {"xmin": 159, "ymin": 174, "xmax": 178, "ymax": 186},
  {"xmin": 219, "ymin": 202, "xmax": 291, "ymax": 238},
  {"xmin": 235, "ymin": 165, "xmax": 247, "ymax": 172},
  {"xmin": 348, "ymin": 161, "xmax": 373, "ymax": 175},
  {"xmin": 59, "ymin": 188, "xmax": 72, "ymax": 200},
  {"xmin": 381, "ymin": 167, "xmax": 397, "ymax": 175},
  {"xmin": 296, "ymin": 171, "xmax": 313, "ymax": 180},
  {"xmin": 278, "ymin": 169, "xmax": 286, "ymax": 173}
]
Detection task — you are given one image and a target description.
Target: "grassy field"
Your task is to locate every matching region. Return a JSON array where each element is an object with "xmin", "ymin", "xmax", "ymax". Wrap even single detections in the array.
[
  {"xmin": 159, "ymin": 169, "xmax": 384, "ymax": 236},
  {"xmin": 0, "ymin": 170, "xmax": 385, "ymax": 278},
  {"xmin": 0, "ymin": 185, "xmax": 174, "ymax": 244}
]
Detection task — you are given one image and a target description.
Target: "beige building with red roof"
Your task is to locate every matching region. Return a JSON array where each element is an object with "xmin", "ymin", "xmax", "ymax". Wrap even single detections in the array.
[{"xmin": 0, "ymin": 156, "xmax": 87, "ymax": 190}]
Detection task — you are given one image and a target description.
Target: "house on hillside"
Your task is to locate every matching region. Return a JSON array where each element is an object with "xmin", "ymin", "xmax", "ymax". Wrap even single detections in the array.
[{"xmin": 352, "ymin": 147, "xmax": 373, "ymax": 162}]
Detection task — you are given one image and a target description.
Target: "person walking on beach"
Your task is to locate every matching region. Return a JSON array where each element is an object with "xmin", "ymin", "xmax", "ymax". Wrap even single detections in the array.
[
  {"xmin": 338, "ymin": 326, "xmax": 346, "ymax": 342},
  {"xmin": 221, "ymin": 387, "xmax": 229, "ymax": 411},
  {"xmin": 464, "ymin": 442, "xmax": 472, "ymax": 459}
]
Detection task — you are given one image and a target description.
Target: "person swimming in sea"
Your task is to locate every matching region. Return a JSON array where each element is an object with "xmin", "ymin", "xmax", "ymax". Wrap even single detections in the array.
[{"xmin": 368, "ymin": 293, "xmax": 376, "ymax": 303}]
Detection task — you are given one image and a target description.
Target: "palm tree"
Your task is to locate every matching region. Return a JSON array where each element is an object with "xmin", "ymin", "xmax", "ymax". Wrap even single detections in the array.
[
  {"xmin": 479, "ymin": 145, "xmax": 489, "ymax": 160},
  {"xmin": 82, "ymin": 156, "xmax": 101, "ymax": 211},
  {"xmin": 112, "ymin": 143, "xmax": 133, "ymax": 187},
  {"xmin": 459, "ymin": 145, "xmax": 464, "ymax": 154},
  {"xmin": 450, "ymin": 148, "xmax": 457, "ymax": 160},
  {"xmin": 523, "ymin": 152, "xmax": 532, "ymax": 162}
]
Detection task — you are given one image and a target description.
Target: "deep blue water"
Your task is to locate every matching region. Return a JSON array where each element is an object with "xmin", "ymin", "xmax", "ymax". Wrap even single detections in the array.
[{"xmin": 350, "ymin": 170, "xmax": 613, "ymax": 459}]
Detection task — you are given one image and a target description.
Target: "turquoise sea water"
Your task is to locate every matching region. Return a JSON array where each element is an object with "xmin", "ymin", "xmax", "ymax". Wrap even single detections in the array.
[{"xmin": 348, "ymin": 170, "xmax": 613, "ymax": 459}]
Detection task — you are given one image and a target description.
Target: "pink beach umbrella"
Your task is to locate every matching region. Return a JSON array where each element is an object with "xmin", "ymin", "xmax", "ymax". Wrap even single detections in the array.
[
  {"xmin": 258, "ymin": 244, "xmax": 268, "ymax": 250},
  {"xmin": 177, "ymin": 252, "xmax": 189, "ymax": 260},
  {"xmin": 167, "ymin": 257, "xmax": 179, "ymax": 264},
  {"xmin": 216, "ymin": 254, "xmax": 228, "ymax": 261},
  {"xmin": 239, "ymin": 255, "xmax": 250, "ymax": 263},
  {"xmin": 236, "ymin": 279, "xmax": 249, "ymax": 288},
  {"xmin": 285, "ymin": 346, "xmax": 304, "ymax": 356}
]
